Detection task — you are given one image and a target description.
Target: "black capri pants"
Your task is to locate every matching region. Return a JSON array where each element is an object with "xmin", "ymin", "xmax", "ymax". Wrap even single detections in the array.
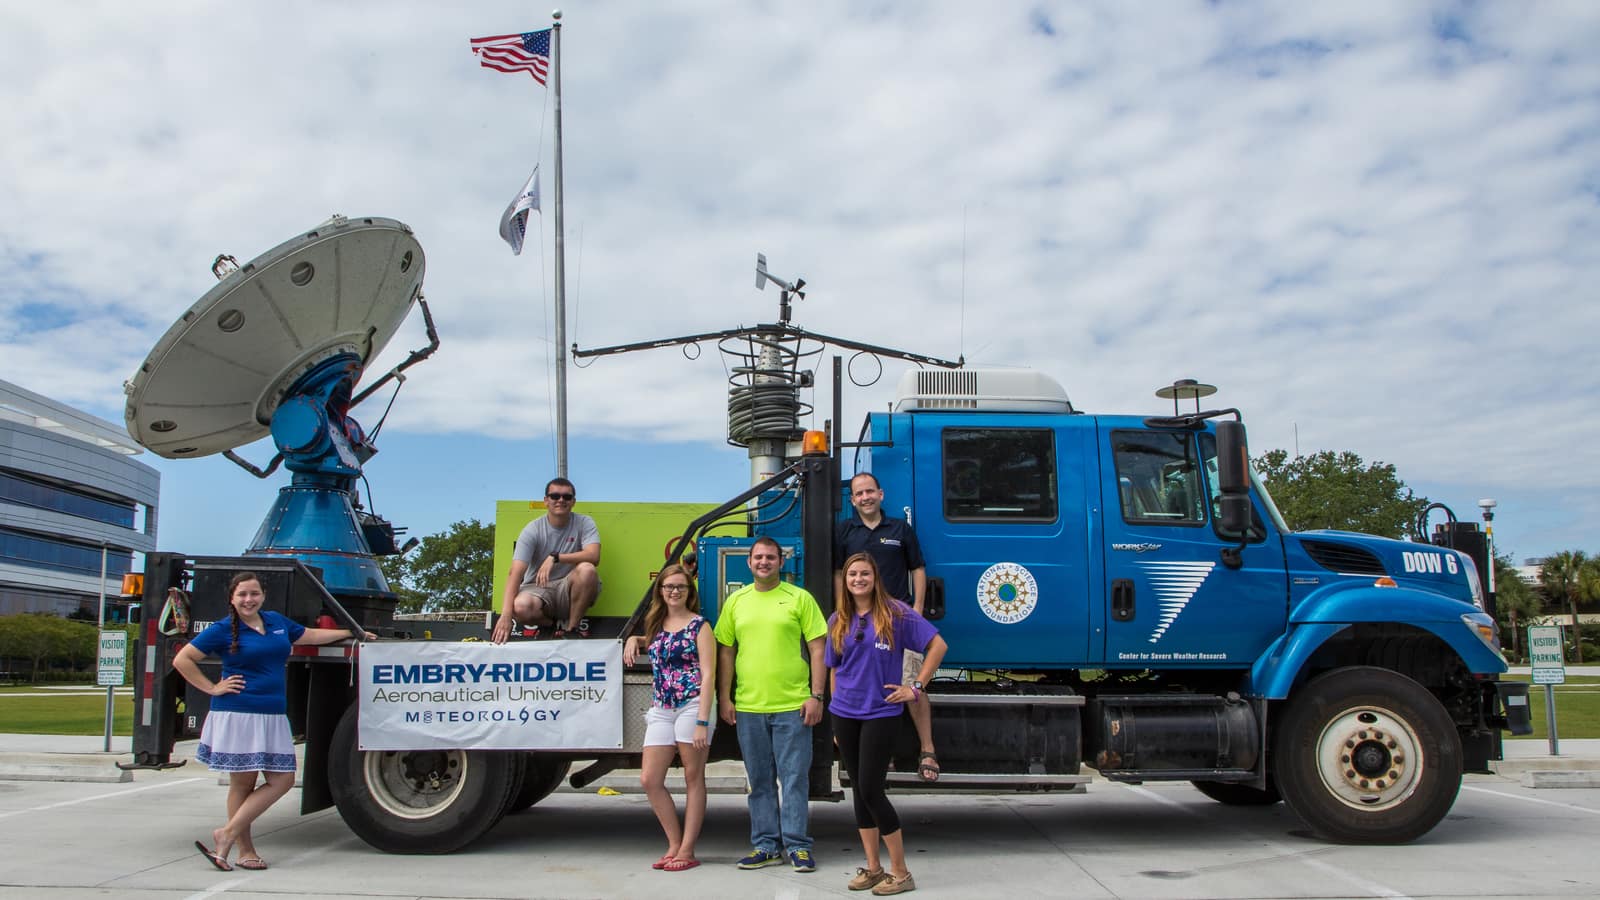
[{"xmin": 831, "ymin": 712, "xmax": 901, "ymax": 835}]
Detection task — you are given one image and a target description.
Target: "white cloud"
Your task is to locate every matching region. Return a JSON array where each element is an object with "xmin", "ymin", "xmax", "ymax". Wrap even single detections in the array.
[{"xmin": 2, "ymin": 0, "xmax": 1597, "ymax": 559}]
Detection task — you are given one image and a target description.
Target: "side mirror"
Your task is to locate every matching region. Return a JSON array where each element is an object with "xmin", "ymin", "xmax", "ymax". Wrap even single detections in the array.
[
  {"xmin": 1215, "ymin": 420, "xmax": 1249, "ymax": 495},
  {"xmin": 1214, "ymin": 420, "xmax": 1251, "ymax": 567}
]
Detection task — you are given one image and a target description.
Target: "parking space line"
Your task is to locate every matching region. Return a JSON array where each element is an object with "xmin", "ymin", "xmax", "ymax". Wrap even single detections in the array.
[
  {"xmin": 1462, "ymin": 785, "xmax": 1600, "ymax": 815},
  {"xmin": 1118, "ymin": 784, "xmax": 1414, "ymax": 900},
  {"xmin": 0, "ymin": 777, "xmax": 203, "ymax": 819}
]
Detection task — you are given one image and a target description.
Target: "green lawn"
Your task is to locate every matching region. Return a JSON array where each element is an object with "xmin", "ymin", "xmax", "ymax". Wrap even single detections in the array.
[
  {"xmin": 1502, "ymin": 674, "xmax": 1599, "ymax": 741},
  {"xmin": 0, "ymin": 691, "xmax": 136, "ymax": 735}
]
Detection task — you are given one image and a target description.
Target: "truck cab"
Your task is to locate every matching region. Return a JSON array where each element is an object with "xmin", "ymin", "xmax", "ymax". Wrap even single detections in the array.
[{"xmin": 844, "ymin": 368, "xmax": 1525, "ymax": 842}]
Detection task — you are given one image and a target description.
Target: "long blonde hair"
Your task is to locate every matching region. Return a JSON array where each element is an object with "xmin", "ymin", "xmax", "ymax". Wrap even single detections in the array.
[
  {"xmin": 830, "ymin": 553, "xmax": 900, "ymax": 655},
  {"xmin": 641, "ymin": 564, "xmax": 699, "ymax": 640}
]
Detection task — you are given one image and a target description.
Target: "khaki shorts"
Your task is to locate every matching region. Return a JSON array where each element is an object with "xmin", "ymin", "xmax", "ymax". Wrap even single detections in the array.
[{"xmin": 517, "ymin": 573, "xmax": 601, "ymax": 625}]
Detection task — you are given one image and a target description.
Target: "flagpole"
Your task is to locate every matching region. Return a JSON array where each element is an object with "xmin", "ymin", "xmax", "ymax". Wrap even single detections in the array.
[{"xmin": 551, "ymin": 9, "xmax": 569, "ymax": 478}]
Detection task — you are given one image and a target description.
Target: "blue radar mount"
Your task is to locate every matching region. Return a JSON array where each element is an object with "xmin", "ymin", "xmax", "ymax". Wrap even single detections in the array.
[{"xmin": 123, "ymin": 214, "xmax": 439, "ymax": 598}]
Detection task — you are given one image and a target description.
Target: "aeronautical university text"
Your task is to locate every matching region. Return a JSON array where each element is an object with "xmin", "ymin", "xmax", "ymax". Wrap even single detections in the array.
[
  {"xmin": 369, "ymin": 661, "xmax": 609, "ymax": 705},
  {"xmin": 371, "ymin": 661, "xmax": 607, "ymax": 684}
]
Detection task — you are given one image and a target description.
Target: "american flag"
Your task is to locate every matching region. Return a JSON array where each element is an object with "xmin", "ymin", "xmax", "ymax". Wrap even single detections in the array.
[{"xmin": 470, "ymin": 29, "xmax": 552, "ymax": 84}]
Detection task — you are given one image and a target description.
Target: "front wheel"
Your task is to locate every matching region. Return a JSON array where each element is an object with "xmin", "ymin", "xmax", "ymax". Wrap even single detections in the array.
[
  {"xmin": 328, "ymin": 704, "xmax": 516, "ymax": 853},
  {"xmin": 1273, "ymin": 666, "xmax": 1461, "ymax": 844}
]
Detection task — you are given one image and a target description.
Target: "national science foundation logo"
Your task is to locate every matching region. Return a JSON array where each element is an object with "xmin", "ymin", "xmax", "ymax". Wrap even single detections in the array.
[{"xmin": 976, "ymin": 562, "xmax": 1038, "ymax": 624}]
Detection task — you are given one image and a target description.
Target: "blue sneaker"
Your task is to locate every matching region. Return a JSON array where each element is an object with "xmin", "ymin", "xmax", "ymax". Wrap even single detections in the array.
[
  {"xmin": 737, "ymin": 848, "xmax": 783, "ymax": 869},
  {"xmin": 788, "ymin": 848, "xmax": 816, "ymax": 873}
]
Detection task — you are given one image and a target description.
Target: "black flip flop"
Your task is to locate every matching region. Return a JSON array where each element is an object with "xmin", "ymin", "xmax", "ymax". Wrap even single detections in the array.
[{"xmin": 195, "ymin": 840, "xmax": 233, "ymax": 872}]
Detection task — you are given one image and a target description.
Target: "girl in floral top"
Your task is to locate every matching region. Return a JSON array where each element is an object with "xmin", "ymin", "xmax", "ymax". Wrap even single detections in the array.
[{"xmin": 623, "ymin": 563, "xmax": 716, "ymax": 872}]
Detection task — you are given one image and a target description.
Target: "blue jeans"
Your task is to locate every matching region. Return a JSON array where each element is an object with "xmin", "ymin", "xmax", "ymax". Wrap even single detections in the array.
[{"xmin": 735, "ymin": 708, "xmax": 812, "ymax": 853}]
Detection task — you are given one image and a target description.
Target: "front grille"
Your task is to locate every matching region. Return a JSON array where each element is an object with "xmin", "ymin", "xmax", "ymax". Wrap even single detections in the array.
[{"xmin": 1301, "ymin": 540, "xmax": 1387, "ymax": 576}]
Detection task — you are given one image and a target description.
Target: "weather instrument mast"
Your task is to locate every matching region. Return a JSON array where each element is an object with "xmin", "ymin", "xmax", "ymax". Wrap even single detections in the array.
[{"xmin": 572, "ymin": 253, "xmax": 964, "ymax": 486}]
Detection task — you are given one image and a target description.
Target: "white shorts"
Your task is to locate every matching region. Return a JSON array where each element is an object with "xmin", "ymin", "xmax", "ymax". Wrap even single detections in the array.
[{"xmin": 643, "ymin": 701, "xmax": 713, "ymax": 747}]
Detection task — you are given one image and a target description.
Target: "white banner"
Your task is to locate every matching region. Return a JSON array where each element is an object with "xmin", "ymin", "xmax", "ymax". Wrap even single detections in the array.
[{"xmin": 358, "ymin": 640, "xmax": 623, "ymax": 751}]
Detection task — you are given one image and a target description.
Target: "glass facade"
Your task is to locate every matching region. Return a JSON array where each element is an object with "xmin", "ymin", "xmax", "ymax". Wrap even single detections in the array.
[
  {"xmin": 0, "ymin": 527, "xmax": 132, "ymax": 577},
  {"xmin": 0, "ymin": 469, "xmax": 137, "ymax": 529}
]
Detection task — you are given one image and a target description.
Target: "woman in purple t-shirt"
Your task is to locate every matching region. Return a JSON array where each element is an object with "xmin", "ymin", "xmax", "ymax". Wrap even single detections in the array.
[
  {"xmin": 173, "ymin": 571, "xmax": 372, "ymax": 873},
  {"xmin": 825, "ymin": 553, "xmax": 947, "ymax": 895},
  {"xmin": 622, "ymin": 563, "xmax": 716, "ymax": 872}
]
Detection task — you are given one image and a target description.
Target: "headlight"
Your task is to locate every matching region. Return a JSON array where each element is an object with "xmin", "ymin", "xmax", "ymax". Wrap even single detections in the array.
[{"xmin": 1462, "ymin": 612, "xmax": 1504, "ymax": 661}]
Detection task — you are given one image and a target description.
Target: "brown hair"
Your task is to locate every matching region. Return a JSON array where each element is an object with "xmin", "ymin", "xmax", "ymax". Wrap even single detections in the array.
[
  {"xmin": 226, "ymin": 571, "xmax": 262, "ymax": 655},
  {"xmin": 830, "ymin": 553, "xmax": 900, "ymax": 655},
  {"xmin": 641, "ymin": 564, "xmax": 699, "ymax": 642}
]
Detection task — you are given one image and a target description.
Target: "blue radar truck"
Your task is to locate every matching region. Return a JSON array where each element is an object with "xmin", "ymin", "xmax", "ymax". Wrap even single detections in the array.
[{"xmin": 122, "ymin": 231, "xmax": 1529, "ymax": 851}]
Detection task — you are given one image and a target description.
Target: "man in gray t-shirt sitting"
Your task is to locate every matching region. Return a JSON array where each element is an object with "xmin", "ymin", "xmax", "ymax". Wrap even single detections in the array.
[{"xmin": 492, "ymin": 477, "xmax": 603, "ymax": 641}]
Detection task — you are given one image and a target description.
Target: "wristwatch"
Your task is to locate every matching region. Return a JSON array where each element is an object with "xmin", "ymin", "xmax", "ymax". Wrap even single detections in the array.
[
  {"xmin": 911, "ymin": 680, "xmax": 924, "ymax": 691},
  {"xmin": 549, "ymin": 551, "xmax": 560, "ymax": 563},
  {"xmin": 809, "ymin": 692, "xmax": 824, "ymax": 701}
]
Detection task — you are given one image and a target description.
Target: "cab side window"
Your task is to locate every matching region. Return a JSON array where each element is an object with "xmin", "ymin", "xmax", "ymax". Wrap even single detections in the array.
[
  {"xmin": 1113, "ymin": 431, "xmax": 1205, "ymax": 526},
  {"xmin": 942, "ymin": 428, "xmax": 1057, "ymax": 522}
]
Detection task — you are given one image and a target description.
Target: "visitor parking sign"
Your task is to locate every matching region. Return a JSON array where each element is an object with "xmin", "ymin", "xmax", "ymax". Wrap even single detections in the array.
[
  {"xmin": 97, "ymin": 630, "xmax": 127, "ymax": 687},
  {"xmin": 1527, "ymin": 624, "xmax": 1566, "ymax": 685}
]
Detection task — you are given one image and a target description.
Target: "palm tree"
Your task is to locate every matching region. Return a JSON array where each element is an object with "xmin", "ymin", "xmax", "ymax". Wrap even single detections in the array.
[
  {"xmin": 1493, "ymin": 555, "xmax": 1542, "ymax": 661},
  {"xmin": 1539, "ymin": 550, "xmax": 1587, "ymax": 664}
]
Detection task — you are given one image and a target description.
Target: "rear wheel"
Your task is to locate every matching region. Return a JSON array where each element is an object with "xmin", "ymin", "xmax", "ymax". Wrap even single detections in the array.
[
  {"xmin": 328, "ymin": 704, "xmax": 516, "ymax": 853},
  {"xmin": 1273, "ymin": 666, "xmax": 1460, "ymax": 844},
  {"xmin": 506, "ymin": 753, "xmax": 571, "ymax": 814},
  {"xmin": 1191, "ymin": 777, "xmax": 1281, "ymax": 806}
]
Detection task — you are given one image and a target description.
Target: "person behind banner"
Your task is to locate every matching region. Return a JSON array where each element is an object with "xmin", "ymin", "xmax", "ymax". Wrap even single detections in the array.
[
  {"xmin": 826, "ymin": 553, "xmax": 946, "ymax": 895},
  {"xmin": 173, "ymin": 571, "xmax": 374, "ymax": 873},
  {"xmin": 622, "ymin": 564, "xmax": 715, "ymax": 872},
  {"xmin": 715, "ymin": 537, "xmax": 828, "ymax": 874},
  {"xmin": 493, "ymin": 477, "xmax": 602, "ymax": 642}
]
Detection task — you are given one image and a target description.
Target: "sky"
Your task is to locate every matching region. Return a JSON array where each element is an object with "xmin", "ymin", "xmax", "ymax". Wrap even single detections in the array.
[{"xmin": 2, "ymin": 1, "xmax": 1597, "ymax": 567}]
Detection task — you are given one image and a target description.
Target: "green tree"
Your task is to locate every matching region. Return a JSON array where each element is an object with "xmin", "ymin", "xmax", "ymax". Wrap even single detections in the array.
[
  {"xmin": 1491, "ymin": 554, "xmax": 1542, "ymax": 662},
  {"xmin": 381, "ymin": 519, "xmax": 495, "ymax": 615},
  {"xmin": 1538, "ymin": 550, "xmax": 1587, "ymax": 664},
  {"xmin": 379, "ymin": 552, "xmax": 426, "ymax": 614},
  {"xmin": 1254, "ymin": 449, "xmax": 1428, "ymax": 538},
  {"xmin": 0, "ymin": 614, "xmax": 81, "ymax": 683}
]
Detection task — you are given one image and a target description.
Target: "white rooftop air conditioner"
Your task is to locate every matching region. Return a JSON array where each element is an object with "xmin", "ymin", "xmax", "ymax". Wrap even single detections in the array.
[{"xmin": 893, "ymin": 369, "xmax": 1073, "ymax": 413}]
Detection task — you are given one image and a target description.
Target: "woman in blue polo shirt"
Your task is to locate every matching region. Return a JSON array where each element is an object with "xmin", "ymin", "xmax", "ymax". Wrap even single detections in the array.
[
  {"xmin": 825, "ymin": 553, "xmax": 947, "ymax": 896},
  {"xmin": 173, "ymin": 571, "xmax": 372, "ymax": 872}
]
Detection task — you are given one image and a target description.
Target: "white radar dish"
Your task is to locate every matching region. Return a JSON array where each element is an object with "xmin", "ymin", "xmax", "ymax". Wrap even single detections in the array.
[{"xmin": 124, "ymin": 215, "xmax": 425, "ymax": 459}]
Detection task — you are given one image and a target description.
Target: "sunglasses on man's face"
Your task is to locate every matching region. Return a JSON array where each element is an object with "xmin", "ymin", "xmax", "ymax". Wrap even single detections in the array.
[{"xmin": 546, "ymin": 492, "xmax": 575, "ymax": 501}]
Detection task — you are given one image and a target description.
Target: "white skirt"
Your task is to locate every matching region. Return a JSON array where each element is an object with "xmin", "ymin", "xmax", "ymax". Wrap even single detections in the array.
[{"xmin": 197, "ymin": 710, "xmax": 297, "ymax": 773}]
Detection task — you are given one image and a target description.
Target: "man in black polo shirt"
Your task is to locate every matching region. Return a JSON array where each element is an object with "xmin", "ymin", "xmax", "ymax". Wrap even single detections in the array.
[{"xmin": 833, "ymin": 471, "xmax": 939, "ymax": 782}]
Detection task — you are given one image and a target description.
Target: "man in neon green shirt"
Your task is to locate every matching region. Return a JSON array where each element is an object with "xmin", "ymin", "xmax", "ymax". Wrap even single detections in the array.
[{"xmin": 716, "ymin": 536, "xmax": 827, "ymax": 873}]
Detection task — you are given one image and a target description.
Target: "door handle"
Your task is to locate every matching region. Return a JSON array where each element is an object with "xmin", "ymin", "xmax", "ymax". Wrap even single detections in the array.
[{"xmin": 1111, "ymin": 579, "xmax": 1135, "ymax": 622}]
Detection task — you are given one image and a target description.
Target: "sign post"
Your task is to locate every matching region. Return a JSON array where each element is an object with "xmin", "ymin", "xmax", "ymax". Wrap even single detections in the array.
[
  {"xmin": 97, "ymin": 630, "xmax": 126, "ymax": 749},
  {"xmin": 1528, "ymin": 624, "xmax": 1566, "ymax": 756}
]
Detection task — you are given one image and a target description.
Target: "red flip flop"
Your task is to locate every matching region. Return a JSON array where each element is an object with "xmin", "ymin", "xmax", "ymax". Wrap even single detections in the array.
[
  {"xmin": 194, "ymin": 841, "xmax": 232, "ymax": 872},
  {"xmin": 663, "ymin": 857, "xmax": 701, "ymax": 872},
  {"xmin": 651, "ymin": 854, "xmax": 673, "ymax": 870}
]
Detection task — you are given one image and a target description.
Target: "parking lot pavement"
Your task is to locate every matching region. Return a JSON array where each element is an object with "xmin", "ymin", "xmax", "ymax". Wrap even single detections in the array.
[{"xmin": 1, "ymin": 766, "xmax": 1598, "ymax": 899}]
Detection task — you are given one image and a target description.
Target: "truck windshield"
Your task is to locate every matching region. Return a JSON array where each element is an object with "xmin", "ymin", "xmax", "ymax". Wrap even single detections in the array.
[{"xmin": 1199, "ymin": 434, "xmax": 1290, "ymax": 538}]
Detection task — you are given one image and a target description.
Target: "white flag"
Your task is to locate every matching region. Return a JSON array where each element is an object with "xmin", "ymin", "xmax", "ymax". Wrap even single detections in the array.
[{"xmin": 498, "ymin": 166, "xmax": 541, "ymax": 255}]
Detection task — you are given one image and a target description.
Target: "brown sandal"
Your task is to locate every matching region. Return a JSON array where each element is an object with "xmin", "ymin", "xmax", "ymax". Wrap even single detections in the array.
[{"xmin": 917, "ymin": 752, "xmax": 940, "ymax": 783}]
